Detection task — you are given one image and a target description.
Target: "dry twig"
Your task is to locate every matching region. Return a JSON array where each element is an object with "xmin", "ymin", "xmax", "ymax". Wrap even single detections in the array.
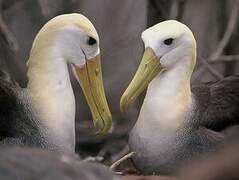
[
  {"xmin": 210, "ymin": 54, "xmax": 239, "ymax": 64},
  {"xmin": 111, "ymin": 145, "xmax": 129, "ymax": 163},
  {"xmin": 38, "ymin": 0, "xmax": 57, "ymax": 17},
  {"xmin": 169, "ymin": 0, "xmax": 179, "ymax": 19},
  {"xmin": 194, "ymin": 3, "xmax": 239, "ymax": 81},
  {"xmin": 210, "ymin": 3, "xmax": 239, "ymax": 60},
  {"xmin": 0, "ymin": 0, "xmax": 18, "ymax": 52},
  {"xmin": 110, "ymin": 152, "xmax": 135, "ymax": 171},
  {"xmin": 198, "ymin": 56, "xmax": 223, "ymax": 80}
]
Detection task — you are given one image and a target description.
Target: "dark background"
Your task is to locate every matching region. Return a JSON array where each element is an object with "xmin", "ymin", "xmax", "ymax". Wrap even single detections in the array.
[{"xmin": 0, "ymin": 0, "xmax": 239, "ymax": 163}]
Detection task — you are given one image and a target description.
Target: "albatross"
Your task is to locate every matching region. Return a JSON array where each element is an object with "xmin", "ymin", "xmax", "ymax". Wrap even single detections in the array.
[
  {"xmin": 0, "ymin": 14, "xmax": 112, "ymax": 153},
  {"xmin": 120, "ymin": 20, "xmax": 239, "ymax": 175}
]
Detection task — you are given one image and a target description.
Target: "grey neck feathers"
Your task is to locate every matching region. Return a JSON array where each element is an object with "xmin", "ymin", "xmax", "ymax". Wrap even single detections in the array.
[
  {"xmin": 26, "ymin": 48, "xmax": 75, "ymax": 153},
  {"xmin": 138, "ymin": 57, "xmax": 195, "ymax": 132}
]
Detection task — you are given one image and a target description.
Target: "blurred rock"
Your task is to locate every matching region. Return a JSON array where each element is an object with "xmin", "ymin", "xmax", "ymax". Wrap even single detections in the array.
[
  {"xmin": 122, "ymin": 175, "xmax": 172, "ymax": 180},
  {"xmin": 0, "ymin": 146, "xmax": 118, "ymax": 180},
  {"xmin": 177, "ymin": 138, "xmax": 239, "ymax": 180}
]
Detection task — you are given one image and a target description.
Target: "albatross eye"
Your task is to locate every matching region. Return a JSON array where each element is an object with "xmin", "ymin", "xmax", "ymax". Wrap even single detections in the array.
[
  {"xmin": 163, "ymin": 38, "xmax": 174, "ymax": 45},
  {"xmin": 87, "ymin": 36, "xmax": 97, "ymax": 46}
]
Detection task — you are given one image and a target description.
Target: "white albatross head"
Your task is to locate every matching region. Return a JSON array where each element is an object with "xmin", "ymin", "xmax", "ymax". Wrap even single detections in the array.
[
  {"xmin": 27, "ymin": 14, "xmax": 112, "ymax": 134},
  {"xmin": 120, "ymin": 20, "xmax": 197, "ymax": 113}
]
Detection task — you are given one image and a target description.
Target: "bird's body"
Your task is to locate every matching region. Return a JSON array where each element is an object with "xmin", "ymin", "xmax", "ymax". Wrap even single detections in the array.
[
  {"xmin": 129, "ymin": 76, "xmax": 239, "ymax": 174},
  {"xmin": 0, "ymin": 14, "xmax": 112, "ymax": 153},
  {"xmin": 0, "ymin": 71, "xmax": 75, "ymax": 152},
  {"xmin": 120, "ymin": 20, "xmax": 239, "ymax": 175},
  {"xmin": 0, "ymin": 78, "xmax": 44, "ymax": 147}
]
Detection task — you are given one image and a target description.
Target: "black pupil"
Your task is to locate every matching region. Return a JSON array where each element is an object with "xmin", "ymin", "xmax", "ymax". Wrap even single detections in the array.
[
  {"xmin": 88, "ymin": 37, "xmax": 96, "ymax": 45},
  {"xmin": 164, "ymin": 38, "xmax": 173, "ymax": 45}
]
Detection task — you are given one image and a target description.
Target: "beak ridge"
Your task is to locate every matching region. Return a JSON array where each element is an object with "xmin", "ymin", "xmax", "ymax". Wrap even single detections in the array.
[
  {"xmin": 120, "ymin": 47, "xmax": 163, "ymax": 114},
  {"xmin": 73, "ymin": 55, "xmax": 112, "ymax": 134}
]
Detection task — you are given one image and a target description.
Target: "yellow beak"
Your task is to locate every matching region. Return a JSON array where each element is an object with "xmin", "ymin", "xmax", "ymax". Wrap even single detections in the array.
[
  {"xmin": 73, "ymin": 55, "xmax": 112, "ymax": 134},
  {"xmin": 120, "ymin": 47, "xmax": 163, "ymax": 114}
]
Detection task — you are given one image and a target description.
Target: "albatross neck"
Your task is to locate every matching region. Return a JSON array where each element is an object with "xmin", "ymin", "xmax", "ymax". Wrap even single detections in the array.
[
  {"xmin": 139, "ymin": 56, "xmax": 195, "ymax": 131},
  {"xmin": 26, "ymin": 49, "xmax": 75, "ymax": 153}
]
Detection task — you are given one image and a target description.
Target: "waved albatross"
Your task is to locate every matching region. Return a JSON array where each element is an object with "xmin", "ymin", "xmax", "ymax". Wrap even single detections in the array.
[
  {"xmin": 0, "ymin": 14, "xmax": 112, "ymax": 153},
  {"xmin": 120, "ymin": 20, "xmax": 239, "ymax": 175}
]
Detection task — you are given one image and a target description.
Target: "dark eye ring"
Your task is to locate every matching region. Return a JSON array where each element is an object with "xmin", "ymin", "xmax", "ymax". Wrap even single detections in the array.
[
  {"xmin": 164, "ymin": 38, "xmax": 174, "ymax": 45},
  {"xmin": 87, "ymin": 36, "xmax": 97, "ymax": 45}
]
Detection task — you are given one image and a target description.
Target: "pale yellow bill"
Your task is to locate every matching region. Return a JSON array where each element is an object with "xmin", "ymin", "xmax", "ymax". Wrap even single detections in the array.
[
  {"xmin": 73, "ymin": 55, "xmax": 112, "ymax": 134},
  {"xmin": 120, "ymin": 47, "xmax": 163, "ymax": 114}
]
